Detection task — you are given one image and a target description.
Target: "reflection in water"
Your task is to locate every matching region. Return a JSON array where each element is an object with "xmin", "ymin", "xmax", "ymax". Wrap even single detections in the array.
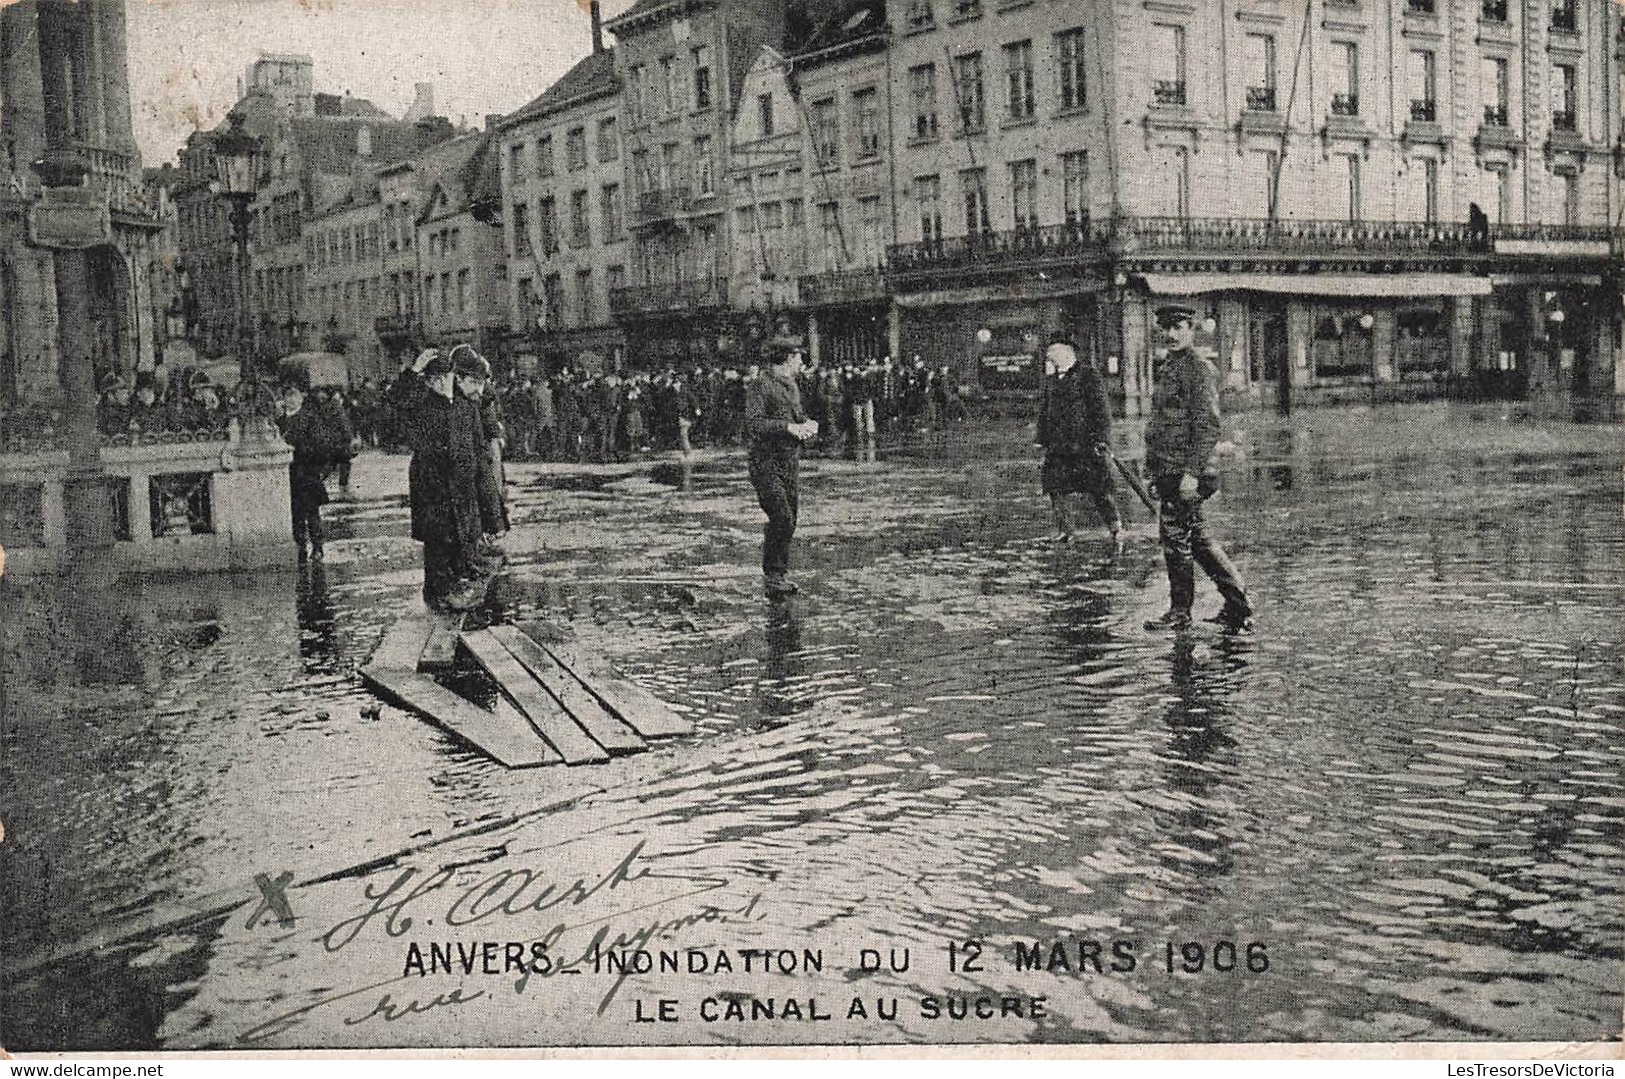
[
  {"xmin": 759, "ymin": 599, "xmax": 806, "ymax": 722},
  {"xmin": 1157, "ymin": 635, "xmax": 1246, "ymax": 881},
  {"xmin": 295, "ymin": 565, "xmax": 339, "ymax": 669}
]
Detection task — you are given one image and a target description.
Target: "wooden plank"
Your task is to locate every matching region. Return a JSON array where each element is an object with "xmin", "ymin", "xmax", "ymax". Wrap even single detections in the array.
[
  {"xmin": 517, "ymin": 621, "xmax": 694, "ymax": 739},
  {"xmin": 360, "ymin": 666, "xmax": 558, "ymax": 768},
  {"xmin": 489, "ymin": 625, "xmax": 647, "ymax": 755},
  {"xmin": 368, "ymin": 619, "xmax": 433, "ymax": 673},
  {"xmin": 419, "ymin": 627, "xmax": 460, "ymax": 671},
  {"xmin": 459, "ymin": 630, "xmax": 611, "ymax": 765}
]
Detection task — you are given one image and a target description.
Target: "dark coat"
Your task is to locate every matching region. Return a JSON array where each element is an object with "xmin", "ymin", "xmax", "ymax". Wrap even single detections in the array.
[
  {"xmin": 393, "ymin": 376, "xmax": 501, "ymax": 545},
  {"xmin": 1037, "ymin": 363, "xmax": 1113, "ymax": 496},
  {"xmin": 278, "ymin": 404, "xmax": 342, "ymax": 508},
  {"xmin": 745, "ymin": 367, "xmax": 807, "ymax": 462},
  {"xmin": 1145, "ymin": 347, "xmax": 1222, "ymax": 484}
]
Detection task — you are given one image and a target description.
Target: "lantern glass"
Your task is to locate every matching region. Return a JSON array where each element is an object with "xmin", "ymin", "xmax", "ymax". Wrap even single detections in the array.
[{"xmin": 211, "ymin": 116, "xmax": 263, "ymax": 197}]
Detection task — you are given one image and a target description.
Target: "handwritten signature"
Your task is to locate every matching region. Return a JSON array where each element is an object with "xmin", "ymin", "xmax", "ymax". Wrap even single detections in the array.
[{"xmin": 237, "ymin": 841, "xmax": 758, "ymax": 1045}]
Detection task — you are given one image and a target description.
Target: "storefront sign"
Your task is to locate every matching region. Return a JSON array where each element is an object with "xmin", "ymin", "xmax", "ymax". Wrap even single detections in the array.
[{"xmin": 979, "ymin": 352, "xmax": 1036, "ymax": 391}]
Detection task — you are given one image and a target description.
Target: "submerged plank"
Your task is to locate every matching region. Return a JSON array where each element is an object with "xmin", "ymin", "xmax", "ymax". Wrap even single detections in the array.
[
  {"xmin": 516, "ymin": 621, "xmax": 693, "ymax": 739},
  {"xmin": 460, "ymin": 630, "xmax": 610, "ymax": 765},
  {"xmin": 360, "ymin": 666, "xmax": 558, "ymax": 768},
  {"xmin": 489, "ymin": 625, "xmax": 647, "ymax": 755}
]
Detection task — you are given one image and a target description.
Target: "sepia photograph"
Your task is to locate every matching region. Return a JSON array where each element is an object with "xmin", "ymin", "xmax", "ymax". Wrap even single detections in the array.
[{"xmin": 0, "ymin": 0, "xmax": 1622, "ymax": 1058}]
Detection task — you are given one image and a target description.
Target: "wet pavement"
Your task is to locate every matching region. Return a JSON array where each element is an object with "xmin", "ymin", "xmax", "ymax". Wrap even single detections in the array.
[{"xmin": 2, "ymin": 402, "xmax": 1622, "ymax": 1049}]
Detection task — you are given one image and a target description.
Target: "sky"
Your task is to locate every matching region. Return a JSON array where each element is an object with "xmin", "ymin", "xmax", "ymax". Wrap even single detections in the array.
[{"xmin": 125, "ymin": 0, "xmax": 635, "ymax": 166}]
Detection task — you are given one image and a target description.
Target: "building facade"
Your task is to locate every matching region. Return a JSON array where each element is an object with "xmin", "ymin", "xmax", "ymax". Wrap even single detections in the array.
[
  {"xmin": 497, "ymin": 41, "xmax": 630, "ymax": 373},
  {"xmin": 415, "ymin": 133, "xmax": 507, "ymax": 357}
]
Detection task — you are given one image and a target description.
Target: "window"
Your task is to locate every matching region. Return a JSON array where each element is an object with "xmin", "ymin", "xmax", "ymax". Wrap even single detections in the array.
[
  {"xmin": 607, "ymin": 264, "xmax": 626, "ymax": 294},
  {"xmin": 858, "ymin": 195, "xmax": 883, "ymax": 266},
  {"xmin": 537, "ymin": 133, "xmax": 554, "ymax": 177},
  {"xmin": 660, "ymin": 142, "xmax": 682, "ymax": 190},
  {"xmin": 597, "ymin": 118, "xmax": 618, "ymax": 163},
  {"xmin": 1328, "ymin": 42, "xmax": 1358, "ymax": 116},
  {"xmin": 735, "ymin": 204, "xmax": 756, "ymax": 234},
  {"xmin": 954, "ymin": 53, "xmax": 985, "ymax": 131},
  {"xmin": 1061, "ymin": 150, "xmax": 1089, "ymax": 225},
  {"xmin": 693, "ymin": 47, "xmax": 713, "ymax": 110},
  {"xmin": 956, "ymin": 167, "xmax": 989, "ymax": 236},
  {"xmin": 660, "ymin": 56, "xmax": 678, "ymax": 115},
  {"xmin": 1010, "ymin": 159, "xmax": 1038, "ymax": 229},
  {"xmin": 852, "ymin": 88, "xmax": 881, "ymax": 158},
  {"xmin": 543, "ymin": 274, "xmax": 563, "ymax": 328},
  {"xmin": 1484, "ymin": 163, "xmax": 1511, "ymax": 223},
  {"xmin": 448, "ymin": 227, "xmax": 459, "ymax": 254},
  {"xmin": 456, "ymin": 268, "xmax": 469, "ymax": 314},
  {"xmin": 1056, "ymin": 28, "xmax": 1087, "ymax": 112},
  {"xmin": 1421, "ymin": 158, "xmax": 1438, "ymax": 223},
  {"xmin": 1336, "ymin": 153, "xmax": 1361, "ymax": 220},
  {"xmin": 1154, "ymin": 145, "xmax": 1190, "ymax": 217},
  {"xmin": 1409, "ymin": 50, "xmax": 1436, "ymax": 121},
  {"xmin": 758, "ymin": 93, "xmax": 775, "ymax": 137},
  {"xmin": 1483, "ymin": 57, "xmax": 1509, "ymax": 126},
  {"xmin": 811, "ymin": 98, "xmax": 840, "ymax": 168},
  {"xmin": 1550, "ymin": 0, "xmax": 1575, "ymax": 33},
  {"xmin": 576, "ymin": 269, "xmax": 594, "ymax": 325},
  {"xmin": 1551, "ymin": 64, "xmax": 1576, "ymax": 130},
  {"xmin": 905, "ymin": 0, "xmax": 933, "ymax": 29},
  {"xmin": 516, "ymin": 276, "xmax": 534, "ymax": 326},
  {"xmin": 569, "ymin": 189, "xmax": 590, "ymax": 248},
  {"xmin": 694, "ymin": 136, "xmax": 714, "ymax": 196},
  {"xmin": 1003, "ymin": 40, "xmax": 1035, "ymax": 120},
  {"xmin": 627, "ymin": 65, "xmax": 644, "ymax": 124},
  {"xmin": 1556, "ymin": 169, "xmax": 1579, "ymax": 226},
  {"xmin": 509, "ymin": 142, "xmax": 526, "ymax": 180},
  {"xmin": 761, "ymin": 201, "xmax": 783, "ymax": 230},
  {"xmin": 438, "ymin": 274, "xmax": 450, "ymax": 317},
  {"xmin": 916, "ymin": 174, "xmax": 943, "ymax": 243},
  {"xmin": 910, "ymin": 64, "xmax": 939, "ymax": 139},
  {"xmin": 818, "ymin": 202, "xmax": 843, "ymax": 271},
  {"xmin": 1312, "ymin": 309, "xmax": 1375, "ymax": 378},
  {"xmin": 600, "ymin": 183, "xmax": 622, "ymax": 242},
  {"xmin": 538, "ymin": 196, "xmax": 558, "ymax": 253},
  {"xmin": 631, "ymin": 149, "xmax": 650, "ymax": 195},
  {"xmin": 1152, "ymin": 25, "xmax": 1186, "ymax": 105},
  {"xmin": 566, "ymin": 126, "xmax": 587, "ymax": 171},
  {"xmin": 1245, "ymin": 33, "xmax": 1277, "ymax": 111}
]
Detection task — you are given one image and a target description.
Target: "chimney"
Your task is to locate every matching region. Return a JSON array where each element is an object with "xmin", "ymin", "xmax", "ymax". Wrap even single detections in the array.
[
  {"xmin": 591, "ymin": 0, "xmax": 604, "ymax": 54},
  {"xmin": 404, "ymin": 82, "xmax": 436, "ymax": 123}
]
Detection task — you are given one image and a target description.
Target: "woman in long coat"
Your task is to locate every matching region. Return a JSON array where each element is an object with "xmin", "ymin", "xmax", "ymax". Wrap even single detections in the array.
[{"xmin": 390, "ymin": 349, "xmax": 502, "ymax": 607}]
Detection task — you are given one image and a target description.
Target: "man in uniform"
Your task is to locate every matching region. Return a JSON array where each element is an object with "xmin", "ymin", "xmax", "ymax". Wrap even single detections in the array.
[
  {"xmin": 1037, "ymin": 337, "xmax": 1123, "ymax": 552},
  {"xmin": 745, "ymin": 339, "xmax": 819, "ymax": 597},
  {"xmin": 1143, "ymin": 305, "xmax": 1254, "ymax": 631}
]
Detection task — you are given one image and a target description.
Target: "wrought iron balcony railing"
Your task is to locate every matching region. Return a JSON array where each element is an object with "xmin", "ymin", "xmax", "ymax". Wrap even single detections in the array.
[
  {"xmin": 1246, "ymin": 86, "xmax": 1278, "ymax": 112},
  {"xmin": 1552, "ymin": 110, "xmax": 1577, "ymax": 132},
  {"xmin": 633, "ymin": 185, "xmax": 692, "ymax": 227},
  {"xmin": 1483, "ymin": 104, "xmax": 1509, "ymax": 127},
  {"xmin": 1481, "ymin": 0, "xmax": 1507, "ymax": 21},
  {"xmin": 886, "ymin": 221, "xmax": 1110, "ymax": 277},
  {"xmin": 1550, "ymin": 5, "xmax": 1576, "ymax": 33},
  {"xmin": 1410, "ymin": 98, "xmax": 1437, "ymax": 123},
  {"xmin": 609, "ymin": 276, "xmax": 728, "ymax": 317},
  {"xmin": 1114, "ymin": 216, "xmax": 1619, "ymax": 258},
  {"xmin": 798, "ymin": 267, "xmax": 888, "ymax": 306},
  {"xmin": 1331, "ymin": 92, "xmax": 1359, "ymax": 117},
  {"xmin": 1152, "ymin": 80, "xmax": 1187, "ymax": 107},
  {"xmin": 1407, "ymin": 0, "xmax": 1435, "ymax": 14}
]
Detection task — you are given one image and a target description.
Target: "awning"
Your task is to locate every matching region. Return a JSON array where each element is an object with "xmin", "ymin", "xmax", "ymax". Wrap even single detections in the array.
[{"xmin": 1140, "ymin": 273, "xmax": 1493, "ymax": 298}]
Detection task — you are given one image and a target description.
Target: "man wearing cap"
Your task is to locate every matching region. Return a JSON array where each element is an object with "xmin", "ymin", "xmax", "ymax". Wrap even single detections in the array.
[
  {"xmin": 276, "ymin": 372, "xmax": 341, "ymax": 563},
  {"xmin": 746, "ymin": 338, "xmax": 819, "ymax": 597},
  {"xmin": 393, "ymin": 347, "xmax": 502, "ymax": 609},
  {"xmin": 1144, "ymin": 305, "xmax": 1254, "ymax": 631},
  {"xmin": 1037, "ymin": 337, "xmax": 1123, "ymax": 552}
]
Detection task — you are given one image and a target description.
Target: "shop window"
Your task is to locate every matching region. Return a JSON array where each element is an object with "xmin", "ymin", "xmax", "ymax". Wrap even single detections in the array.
[
  {"xmin": 1311, "ymin": 309, "xmax": 1374, "ymax": 378},
  {"xmin": 1396, "ymin": 306, "xmax": 1450, "ymax": 376}
]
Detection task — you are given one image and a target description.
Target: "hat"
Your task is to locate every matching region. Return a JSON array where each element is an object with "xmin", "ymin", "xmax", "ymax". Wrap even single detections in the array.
[
  {"xmin": 422, "ymin": 351, "xmax": 454, "ymax": 377},
  {"xmin": 99, "ymin": 371, "xmax": 129, "ymax": 394},
  {"xmin": 765, "ymin": 335, "xmax": 805, "ymax": 363},
  {"xmin": 189, "ymin": 370, "xmax": 214, "ymax": 391},
  {"xmin": 450, "ymin": 344, "xmax": 490, "ymax": 378},
  {"xmin": 1154, "ymin": 304, "xmax": 1197, "ymax": 329}
]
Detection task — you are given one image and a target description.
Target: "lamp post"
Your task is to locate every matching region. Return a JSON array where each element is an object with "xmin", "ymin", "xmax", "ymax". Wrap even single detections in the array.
[{"xmin": 210, "ymin": 113, "xmax": 273, "ymax": 434}]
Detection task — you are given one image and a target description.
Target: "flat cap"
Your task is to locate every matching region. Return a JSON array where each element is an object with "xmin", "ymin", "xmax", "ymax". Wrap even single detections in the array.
[{"xmin": 1154, "ymin": 304, "xmax": 1197, "ymax": 329}]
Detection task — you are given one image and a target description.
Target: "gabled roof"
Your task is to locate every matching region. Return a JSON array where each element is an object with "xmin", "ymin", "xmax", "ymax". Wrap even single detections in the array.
[{"xmin": 503, "ymin": 49, "xmax": 618, "ymax": 128}]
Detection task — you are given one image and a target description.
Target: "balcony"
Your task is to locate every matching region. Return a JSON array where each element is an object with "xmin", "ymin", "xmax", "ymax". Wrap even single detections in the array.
[
  {"xmin": 374, "ymin": 313, "xmax": 418, "ymax": 340},
  {"xmin": 1483, "ymin": 104, "xmax": 1509, "ymax": 127},
  {"xmin": 1549, "ymin": 5, "xmax": 1576, "ymax": 33},
  {"xmin": 1113, "ymin": 216, "xmax": 1619, "ymax": 262},
  {"xmin": 73, "ymin": 142, "xmax": 157, "ymax": 223},
  {"xmin": 1406, "ymin": 0, "xmax": 1435, "ymax": 13},
  {"xmin": 1331, "ymin": 92, "xmax": 1359, "ymax": 117},
  {"xmin": 1245, "ymin": 86, "xmax": 1278, "ymax": 113},
  {"xmin": 608, "ymin": 276, "xmax": 728, "ymax": 318},
  {"xmin": 1551, "ymin": 110, "xmax": 1576, "ymax": 132},
  {"xmin": 633, "ymin": 185, "xmax": 692, "ymax": 228},
  {"xmin": 798, "ymin": 268, "xmax": 888, "ymax": 307},
  {"xmin": 1409, "ymin": 99, "xmax": 1437, "ymax": 123},
  {"xmin": 1481, "ymin": 0, "xmax": 1507, "ymax": 21},
  {"xmin": 1152, "ymin": 80, "xmax": 1187, "ymax": 107},
  {"xmin": 886, "ymin": 221, "xmax": 1110, "ymax": 280}
]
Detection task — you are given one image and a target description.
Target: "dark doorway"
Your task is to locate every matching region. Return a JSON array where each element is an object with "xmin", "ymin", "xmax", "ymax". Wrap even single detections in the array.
[{"xmin": 1248, "ymin": 299, "xmax": 1290, "ymax": 415}]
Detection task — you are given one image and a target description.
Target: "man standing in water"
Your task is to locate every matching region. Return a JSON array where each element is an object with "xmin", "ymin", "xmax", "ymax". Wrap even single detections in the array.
[
  {"xmin": 746, "ymin": 338, "xmax": 818, "ymax": 597},
  {"xmin": 1036, "ymin": 337, "xmax": 1123, "ymax": 553},
  {"xmin": 1143, "ymin": 305, "xmax": 1254, "ymax": 632}
]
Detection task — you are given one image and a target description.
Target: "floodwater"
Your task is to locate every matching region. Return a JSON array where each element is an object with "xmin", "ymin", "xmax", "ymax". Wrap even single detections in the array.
[{"xmin": 2, "ymin": 403, "xmax": 1621, "ymax": 1049}]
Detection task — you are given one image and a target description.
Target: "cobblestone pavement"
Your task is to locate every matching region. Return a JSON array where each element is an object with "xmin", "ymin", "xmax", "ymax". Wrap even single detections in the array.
[{"xmin": 2, "ymin": 403, "xmax": 1621, "ymax": 1049}]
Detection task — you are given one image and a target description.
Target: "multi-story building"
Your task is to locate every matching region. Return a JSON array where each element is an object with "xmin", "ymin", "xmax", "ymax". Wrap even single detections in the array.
[
  {"xmin": 1, "ymin": 0, "xmax": 166, "ymax": 407},
  {"xmin": 415, "ymin": 132, "xmax": 507, "ymax": 357},
  {"xmin": 302, "ymin": 171, "xmax": 391, "ymax": 379},
  {"xmin": 497, "ymin": 27, "xmax": 630, "ymax": 373},
  {"xmin": 603, "ymin": 0, "xmax": 788, "ymax": 366},
  {"xmin": 862, "ymin": 0, "xmax": 1622, "ymax": 418}
]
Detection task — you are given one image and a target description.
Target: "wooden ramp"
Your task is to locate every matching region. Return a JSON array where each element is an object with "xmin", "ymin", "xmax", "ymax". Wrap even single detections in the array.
[{"xmin": 360, "ymin": 618, "xmax": 692, "ymax": 769}]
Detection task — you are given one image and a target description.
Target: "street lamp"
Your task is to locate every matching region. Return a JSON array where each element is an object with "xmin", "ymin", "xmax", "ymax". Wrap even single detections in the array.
[{"xmin": 210, "ymin": 112, "xmax": 271, "ymax": 431}]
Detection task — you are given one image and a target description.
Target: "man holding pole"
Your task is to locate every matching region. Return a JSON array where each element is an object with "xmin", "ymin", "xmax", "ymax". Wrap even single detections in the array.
[{"xmin": 1143, "ymin": 305, "xmax": 1254, "ymax": 632}]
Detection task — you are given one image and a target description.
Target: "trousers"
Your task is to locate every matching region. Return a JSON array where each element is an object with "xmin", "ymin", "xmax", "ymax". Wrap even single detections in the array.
[
  {"xmin": 749, "ymin": 450, "xmax": 799, "ymax": 580},
  {"xmin": 421, "ymin": 535, "xmax": 475, "ymax": 602},
  {"xmin": 291, "ymin": 492, "xmax": 324, "ymax": 549},
  {"xmin": 1154, "ymin": 479, "xmax": 1251, "ymax": 616}
]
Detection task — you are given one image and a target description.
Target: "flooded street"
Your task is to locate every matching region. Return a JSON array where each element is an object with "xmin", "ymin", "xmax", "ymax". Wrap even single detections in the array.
[{"xmin": 3, "ymin": 403, "xmax": 1622, "ymax": 1049}]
